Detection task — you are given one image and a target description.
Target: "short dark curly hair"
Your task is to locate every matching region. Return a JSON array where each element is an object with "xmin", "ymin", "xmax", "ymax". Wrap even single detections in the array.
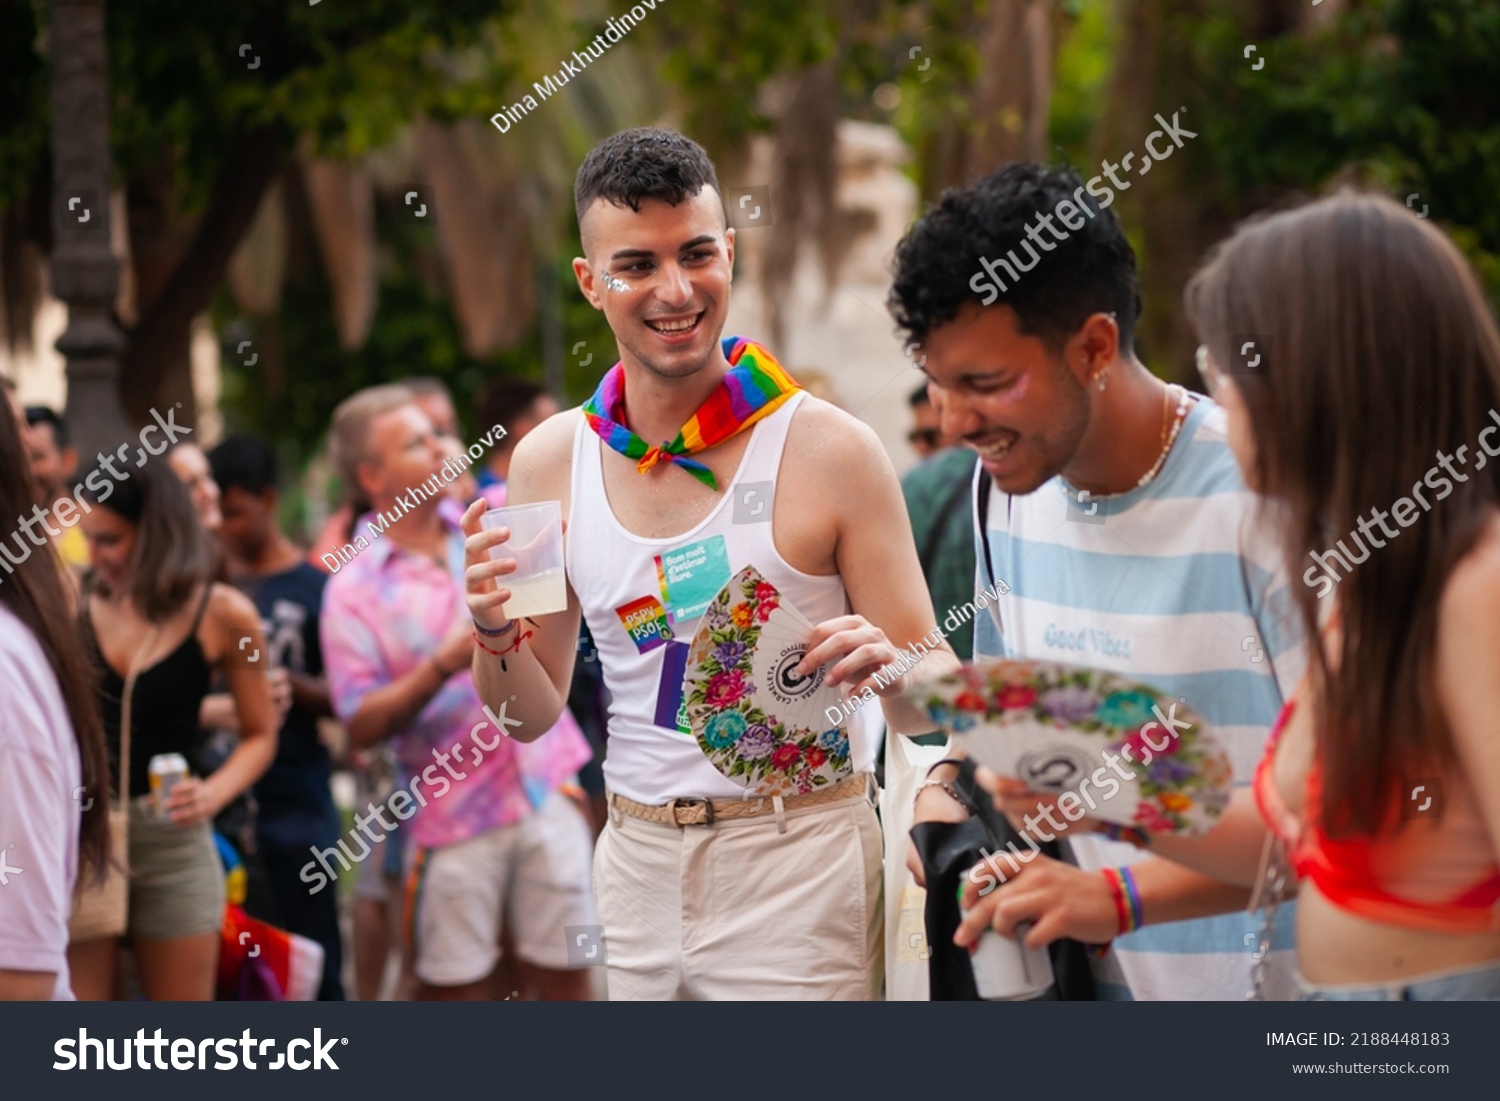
[
  {"xmin": 888, "ymin": 163, "xmax": 1141, "ymax": 353},
  {"xmin": 574, "ymin": 127, "xmax": 721, "ymax": 226},
  {"xmin": 209, "ymin": 433, "xmax": 281, "ymax": 496}
]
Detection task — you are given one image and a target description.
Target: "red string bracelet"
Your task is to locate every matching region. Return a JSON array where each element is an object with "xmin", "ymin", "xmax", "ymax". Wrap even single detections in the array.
[{"xmin": 472, "ymin": 620, "xmax": 535, "ymax": 672}]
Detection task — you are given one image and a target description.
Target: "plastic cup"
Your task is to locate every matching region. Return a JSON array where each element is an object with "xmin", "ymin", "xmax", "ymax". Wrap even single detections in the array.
[{"xmin": 480, "ymin": 501, "xmax": 566, "ymax": 618}]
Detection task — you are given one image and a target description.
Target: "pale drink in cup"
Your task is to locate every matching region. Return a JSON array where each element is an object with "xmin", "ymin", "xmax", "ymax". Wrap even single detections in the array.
[{"xmin": 481, "ymin": 501, "xmax": 567, "ymax": 618}]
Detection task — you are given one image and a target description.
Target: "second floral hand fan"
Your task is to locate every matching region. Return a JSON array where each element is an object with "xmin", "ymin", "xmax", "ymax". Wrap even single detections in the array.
[
  {"xmin": 903, "ymin": 659, "xmax": 1233, "ymax": 835},
  {"xmin": 684, "ymin": 565, "xmax": 854, "ymax": 797}
]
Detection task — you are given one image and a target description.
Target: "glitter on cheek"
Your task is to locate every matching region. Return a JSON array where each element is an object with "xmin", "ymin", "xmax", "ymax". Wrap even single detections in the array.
[{"xmin": 601, "ymin": 273, "xmax": 629, "ymax": 293}]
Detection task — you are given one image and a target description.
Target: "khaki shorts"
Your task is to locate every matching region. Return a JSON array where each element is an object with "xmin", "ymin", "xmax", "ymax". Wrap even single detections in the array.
[
  {"xmin": 404, "ymin": 791, "xmax": 597, "ymax": 986},
  {"xmin": 126, "ymin": 797, "xmax": 226, "ymax": 941},
  {"xmin": 593, "ymin": 784, "xmax": 884, "ymax": 1000}
]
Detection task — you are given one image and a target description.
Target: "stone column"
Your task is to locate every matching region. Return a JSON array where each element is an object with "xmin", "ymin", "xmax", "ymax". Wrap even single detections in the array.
[{"xmin": 50, "ymin": 0, "xmax": 129, "ymax": 457}]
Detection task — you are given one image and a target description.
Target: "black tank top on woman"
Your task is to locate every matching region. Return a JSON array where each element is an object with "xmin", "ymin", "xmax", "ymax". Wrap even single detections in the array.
[{"xmin": 84, "ymin": 583, "xmax": 214, "ymax": 799}]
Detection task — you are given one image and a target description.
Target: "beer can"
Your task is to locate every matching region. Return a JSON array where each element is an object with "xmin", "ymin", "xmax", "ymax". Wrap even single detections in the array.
[
  {"xmin": 149, "ymin": 752, "xmax": 189, "ymax": 820},
  {"xmin": 959, "ymin": 884, "xmax": 1053, "ymax": 999},
  {"xmin": 969, "ymin": 926, "xmax": 1054, "ymax": 1000}
]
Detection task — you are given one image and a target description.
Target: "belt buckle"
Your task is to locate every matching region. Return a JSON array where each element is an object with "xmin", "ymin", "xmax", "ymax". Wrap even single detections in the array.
[{"xmin": 668, "ymin": 797, "xmax": 716, "ymax": 828}]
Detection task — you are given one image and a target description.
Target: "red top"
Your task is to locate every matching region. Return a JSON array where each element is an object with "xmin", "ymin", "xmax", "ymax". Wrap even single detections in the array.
[{"xmin": 1254, "ymin": 700, "xmax": 1500, "ymax": 934}]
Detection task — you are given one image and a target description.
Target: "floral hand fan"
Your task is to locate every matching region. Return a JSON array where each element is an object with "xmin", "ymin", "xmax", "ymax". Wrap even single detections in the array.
[
  {"xmin": 904, "ymin": 659, "xmax": 1232, "ymax": 835},
  {"xmin": 684, "ymin": 566, "xmax": 853, "ymax": 796}
]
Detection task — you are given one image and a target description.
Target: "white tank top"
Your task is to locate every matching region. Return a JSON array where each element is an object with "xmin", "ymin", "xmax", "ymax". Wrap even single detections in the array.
[{"xmin": 566, "ymin": 391, "xmax": 879, "ymax": 803}]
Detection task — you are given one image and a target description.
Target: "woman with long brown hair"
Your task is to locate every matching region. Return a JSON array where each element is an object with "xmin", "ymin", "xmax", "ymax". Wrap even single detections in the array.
[
  {"xmin": 67, "ymin": 456, "xmax": 278, "ymax": 1000},
  {"xmin": 968, "ymin": 191, "xmax": 1500, "ymax": 999},
  {"xmin": 0, "ymin": 397, "xmax": 110, "ymax": 999}
]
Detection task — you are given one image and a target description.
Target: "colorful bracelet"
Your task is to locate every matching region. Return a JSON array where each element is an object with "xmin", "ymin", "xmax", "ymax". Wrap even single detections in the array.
[
  {"xmin": 1101, "ymin": 867, "xmax": 1131, "ymax": 936},
  {"xmin": 1100, "ymin": 822, "xmax": 1152, "ymax": 847},
  {"xmin": 472, "ymin": 620, "xmax": 535, "ymax": 672},
  {"xmin": 472, "ymin": 617, "xmax": 517, "ymax": 639},
  {"xmin": 1100, "ymin": 865, "xmax": 1144, "ymax": 936},
  {"xmin": 1121, "ymin": 866, "xmax": 1144, "ymax": 931}
]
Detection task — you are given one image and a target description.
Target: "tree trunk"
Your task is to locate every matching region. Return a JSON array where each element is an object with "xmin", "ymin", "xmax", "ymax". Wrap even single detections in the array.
[
  {"xmin": 757, "ymin": 60, "xmax": 842, "ymax": 350},
  {"xmin": 1097, "ymin": 0, "xmax": 1323, "ymax": 384},
  {"xmin": 120, "ymin": 124, "xmax": 285, "ymax": 428},
  {"xmin": 923, "ymin": 0, "xmax": 1055, "ymax": 197}
]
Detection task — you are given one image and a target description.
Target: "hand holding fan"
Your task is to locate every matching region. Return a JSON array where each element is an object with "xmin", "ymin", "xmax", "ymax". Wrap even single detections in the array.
[
  {"xmin": 683, "ymin": 566, "xmax": 853, "ymax": 796},
  {"xmin": 903, "ymin": 659, "xmax": 1232, "ymax": 835}
]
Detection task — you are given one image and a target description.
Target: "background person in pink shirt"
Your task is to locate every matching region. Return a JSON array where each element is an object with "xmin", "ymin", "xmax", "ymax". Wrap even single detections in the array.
[{"xmin": 319, "ymin": 384, "xmax": 596, "ymax": 1001}]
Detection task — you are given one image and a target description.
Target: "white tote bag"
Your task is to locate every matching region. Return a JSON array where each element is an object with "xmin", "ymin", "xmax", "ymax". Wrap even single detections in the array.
[{"xmin": 880, "ymin": 730, "xmax": 950, "ymax": 1000}]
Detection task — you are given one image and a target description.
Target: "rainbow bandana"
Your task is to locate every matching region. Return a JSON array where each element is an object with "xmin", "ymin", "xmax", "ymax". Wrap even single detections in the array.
[{"xmin": 581, "ymin": 336, "xmax": 800, "ymax": 490}]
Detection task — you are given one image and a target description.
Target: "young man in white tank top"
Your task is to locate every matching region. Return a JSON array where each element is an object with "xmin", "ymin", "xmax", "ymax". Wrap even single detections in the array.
[{"xmin": 461, "ymin": 128, "xmax": 957, "ymax": 1000}]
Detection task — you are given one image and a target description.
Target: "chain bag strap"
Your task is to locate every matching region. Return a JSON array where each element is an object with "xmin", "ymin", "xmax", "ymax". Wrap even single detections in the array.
[{"xmin": 1245, "ymin": 829, "xmax": 1294, "ymax": 1001}]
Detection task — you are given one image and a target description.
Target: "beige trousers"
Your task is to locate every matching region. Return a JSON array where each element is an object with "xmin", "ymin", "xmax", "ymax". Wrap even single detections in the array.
[{"xmin": 592, "ymin": 787, "xmax": 884, "ymax": 1001}]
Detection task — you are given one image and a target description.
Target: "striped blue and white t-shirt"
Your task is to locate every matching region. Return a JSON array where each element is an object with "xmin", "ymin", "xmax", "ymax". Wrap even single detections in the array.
[{"xmin": 971, "ymin": 395, "xmax": 1304, "ymax": 1000}]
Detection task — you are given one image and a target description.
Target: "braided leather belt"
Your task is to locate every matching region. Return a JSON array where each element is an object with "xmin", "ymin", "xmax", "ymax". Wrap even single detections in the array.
[{"xmin": 610, "ymin": 774, "xmax": 871, "ymax": 829}]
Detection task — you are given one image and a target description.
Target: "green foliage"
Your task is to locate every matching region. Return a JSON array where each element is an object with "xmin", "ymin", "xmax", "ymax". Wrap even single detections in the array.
[
  {"xmin": 885, "ymin": 0, "xmax": 988, "ymax": 164},
  {"xmin": 0, "ymin": 1, "xmax": 47, "ymax": 206},
  {"xmin": 1184, "ymin": 0, "xmax": 1500, "ymax": 297},
  {"xmin": 652, "ymin": 0, "xmax": 842, "ymax": 154},
  {"xmin": 0, "ymin": 2, "xmax": 520, "ymax": 211},
  {"xmin": 1047, "ymin": 0, "xmax": 1120, "ymax": 165},
  {"xmin": 105, "ymin": 0, "xmax": 518, "ymax": 193}
]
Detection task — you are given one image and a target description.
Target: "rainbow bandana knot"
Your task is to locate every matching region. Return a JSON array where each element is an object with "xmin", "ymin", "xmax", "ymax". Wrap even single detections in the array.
[{"xmin": 581, "ymin": 337, "xmax": 800, "ymax": 490}]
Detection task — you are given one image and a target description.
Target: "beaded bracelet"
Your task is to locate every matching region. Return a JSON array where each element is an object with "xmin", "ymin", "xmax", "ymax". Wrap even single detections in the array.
[
  {"xmin": 912, "ymin": 778, "xmax": 973, "ymax": 816},
  {"xmin": 473, "ymin": 617, "xmax": 517, "ymax": 639}
]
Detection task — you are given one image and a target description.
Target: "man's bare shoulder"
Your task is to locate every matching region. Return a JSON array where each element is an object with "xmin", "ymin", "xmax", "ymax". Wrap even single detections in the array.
[
  {"xmin": 511, "ymin": 407, "xmax": 583, "ymax": 497},
  {"xmin": 784, "ymin": 392, "xmax": 898, "ymax": 483}
]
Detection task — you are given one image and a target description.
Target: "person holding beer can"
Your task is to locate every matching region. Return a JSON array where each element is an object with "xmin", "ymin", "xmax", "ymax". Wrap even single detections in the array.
[{"xmin": 69, "ymin": 460, "xmax": 278, "ymax": 1001}]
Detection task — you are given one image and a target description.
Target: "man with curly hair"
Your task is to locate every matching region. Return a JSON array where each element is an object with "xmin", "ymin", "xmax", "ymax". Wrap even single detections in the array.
[{"xmin": 892, "ymin": 163, "xmax": 1305, "ymax": 1001}]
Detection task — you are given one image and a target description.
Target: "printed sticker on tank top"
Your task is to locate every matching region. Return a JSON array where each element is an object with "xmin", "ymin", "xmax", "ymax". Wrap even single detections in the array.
[
  {"xmin": 654, "ymin": 534, "xmax": 731, "ymax": 625},
  {"xmin": 615, "ymin": 594, "xmax": 674, "ymax": 655},
  {"xmin": 653, "ymin": 639, "xmax": 692, "ymax": 734}
]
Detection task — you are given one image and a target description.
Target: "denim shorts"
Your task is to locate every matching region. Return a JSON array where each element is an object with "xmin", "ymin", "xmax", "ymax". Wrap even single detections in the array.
[{"xmin": 1299, "ymin": 958, "xmax": 1500, "ymax": 1001}]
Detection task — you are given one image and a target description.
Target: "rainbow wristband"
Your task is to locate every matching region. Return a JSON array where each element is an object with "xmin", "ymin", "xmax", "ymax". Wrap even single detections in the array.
[
  {"xmin": 1101, "ymin": 868, "xmax": 1131, "ymax": 935},
  {"xmin": 1119, "ymin": 866, "xmax": 1144, "ymax": 933}
]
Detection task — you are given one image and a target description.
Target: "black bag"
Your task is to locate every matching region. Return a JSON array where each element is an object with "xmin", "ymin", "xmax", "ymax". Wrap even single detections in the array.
[{"xmin": 910, "ymin": 758, "xmax": 1097, "ymax": 1000}]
